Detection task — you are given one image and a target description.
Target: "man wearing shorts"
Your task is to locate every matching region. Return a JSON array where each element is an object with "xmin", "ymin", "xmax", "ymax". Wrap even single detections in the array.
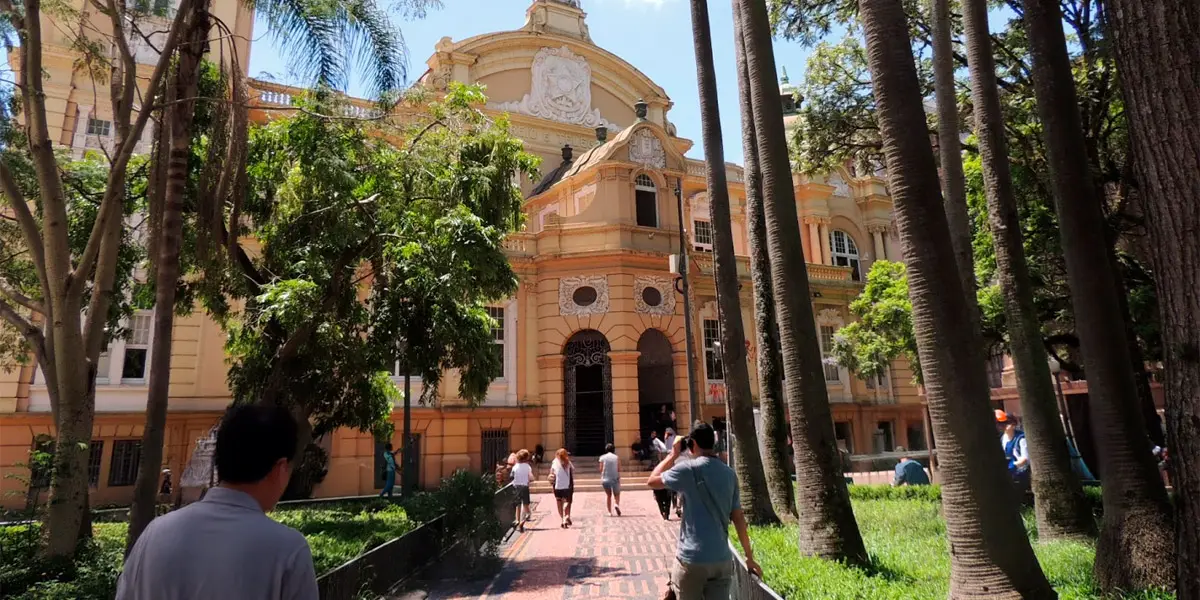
[
  {"xmin": 599, "ymin": 443, "xmax": 622, "ymax": 516},
  {"xmin": 510, "ymin": 449, "xmax": 533, "ymax": 532}
]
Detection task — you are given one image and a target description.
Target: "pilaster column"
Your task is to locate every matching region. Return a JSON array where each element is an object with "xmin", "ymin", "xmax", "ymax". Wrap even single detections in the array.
[
  {"xmin": 806, "ymin": 220, "xmax": 821, "ymax": 264},
  {"xmin": 870, "ymin": 226, "xmax": 887, "ymax": 261},
  {"xmin": 608, "ymin": 350, "xmax": 642, "ymax": 460},
  {"xmin": 817, "ymin": 221, "xmax": 831, "ymax": 265}
]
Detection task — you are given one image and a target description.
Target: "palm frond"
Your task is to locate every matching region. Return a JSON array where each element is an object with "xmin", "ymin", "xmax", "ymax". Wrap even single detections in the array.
[{"xmin": 340, "ymin": 0, "xmax": 407, "ymax": 97}]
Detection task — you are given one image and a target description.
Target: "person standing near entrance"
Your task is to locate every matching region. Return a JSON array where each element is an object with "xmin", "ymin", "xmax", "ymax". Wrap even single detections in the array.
[
  {"xmin": 379, "ymin": 443, "xmax": 399, "ymax": 498},
  {"xmin": 599, "ymin": 443, "xmax": 622, "ymax": 516},
  {"xmin": 647, "ymin": 422, "xmax": 761, "ymax": 599},
  {"xmin": 550, "ymin": 448, "xmax": 575, "ymax": 528}
]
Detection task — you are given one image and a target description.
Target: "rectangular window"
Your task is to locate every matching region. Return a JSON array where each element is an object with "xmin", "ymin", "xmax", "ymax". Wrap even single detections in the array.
[
  {"xmin": 873, "ymin": 421, "xmax": 895, "ymax": 454},
  {"xmin": 88, "ymin": 441, "xmax": 104, "ymax": 487},
  {"xmin": 108, "ymin": 439, "xmax": 142, "ymax": 487},
  {"xmin": 86, "ymin": 117, "xmax": 112, "ymax": 137},
  {"xmin": 703, "ymin": 319, "xmax": 724, "ymax": 381},
  {"xmin": 121, "ymin": 312, "xmax": 152, "ymax": 381},
  {"xmin": 693, "ymin": 220, "xmax": 713, "ymax": 252},
  {"xmin": 819, "ymin": 325, "xmax": 840, "ymax": 382},
  {"xmin": 635, "ymin": 189, "xmax": 658, "ymax": 227},
  {"xmin": 487, "ymin": 306, "xmax": 506, "ymax": 376},
  {"xmin": 834, "ymin": 421, "xmax": 854, "ymax": 454}
]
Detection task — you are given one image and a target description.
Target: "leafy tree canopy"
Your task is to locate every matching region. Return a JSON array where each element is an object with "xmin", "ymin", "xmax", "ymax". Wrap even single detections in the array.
[{"xmin": 828, "ymin": 260, "xmax": 922, "ymax": 383}]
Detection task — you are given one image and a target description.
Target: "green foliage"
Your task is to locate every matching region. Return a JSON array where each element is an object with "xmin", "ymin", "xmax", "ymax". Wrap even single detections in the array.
[
  {"xmin": 207, "ymin": 83, "xmax": 538, "ymax": 435},
  {"xmin": 740, "ymin": 497, "xmax": 1170, "ymax": 599},
  {"xmin": 403, "ymin": 470, "xmax": 504, "ymax": 562},
  {"xmin": 0, "ymin": 522, "xmax": 126, "ymax": 600},
  {"xmin": 272, "ymin": 502, "xmax": 414, "ymax": 574},
  {"xmin": 827, "ymin": 260, "xmax": 922, "ymax": 383},
  {"xmin": 845, "ymin": 484, "xmax": 1104, "ymax": 515}
]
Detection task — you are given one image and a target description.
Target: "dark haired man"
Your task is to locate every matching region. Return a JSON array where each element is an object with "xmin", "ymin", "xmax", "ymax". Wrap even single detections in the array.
[
  {"xmin": 117, "ymin": 404, "xmax": 318, "ymax": 600},
  {"xmin": 648, "ymin": 422, "xmax": 761, "ymax": 599}
]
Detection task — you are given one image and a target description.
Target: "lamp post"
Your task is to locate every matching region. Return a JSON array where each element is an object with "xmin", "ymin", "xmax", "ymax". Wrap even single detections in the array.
[{"xmin": 674, "ymin": 180, "xmax": 701, "ymax": 424}]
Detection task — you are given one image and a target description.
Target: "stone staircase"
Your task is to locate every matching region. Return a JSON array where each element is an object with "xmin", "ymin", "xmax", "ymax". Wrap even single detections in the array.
[{"xmin": 528, "ymin": 457, "xmax": 654, "ymax": 493}]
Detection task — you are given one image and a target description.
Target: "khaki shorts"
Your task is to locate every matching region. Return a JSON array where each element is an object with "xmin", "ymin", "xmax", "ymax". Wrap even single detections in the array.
[{"xmin": 670, "ymin": 557, "xmax": 733, "ymax": 600}]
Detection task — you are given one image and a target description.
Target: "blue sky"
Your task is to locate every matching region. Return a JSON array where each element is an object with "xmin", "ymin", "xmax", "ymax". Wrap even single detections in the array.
[{"xmin": 247, "ymin": 0, "xmax": 819, "ymax": 165}]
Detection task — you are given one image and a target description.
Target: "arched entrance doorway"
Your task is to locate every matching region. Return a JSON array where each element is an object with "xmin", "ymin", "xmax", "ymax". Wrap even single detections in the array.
[
  {"xmin": 638, "ymin": 329, "xmax": 675, "ymax": 442},
  {"xmin": 563, "ymin": 330, "xmax": 613, "ymax": 456}
]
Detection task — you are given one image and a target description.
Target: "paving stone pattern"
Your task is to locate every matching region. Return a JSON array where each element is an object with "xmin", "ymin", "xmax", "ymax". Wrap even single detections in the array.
[{"xmin": 427, "ymin": 490, "xmax": 680, "ymax": 600}]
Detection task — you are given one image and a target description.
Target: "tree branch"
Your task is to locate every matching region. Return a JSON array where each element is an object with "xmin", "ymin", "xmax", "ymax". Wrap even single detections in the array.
[{"xmin": 0, "ymin": 162, "xmax": 48, "ymax": 287}]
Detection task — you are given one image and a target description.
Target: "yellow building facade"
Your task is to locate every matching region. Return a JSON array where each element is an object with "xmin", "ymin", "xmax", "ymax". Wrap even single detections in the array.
[{"xmin": 0, "ymin": 0, "xmax": 926, "ymax": 508}]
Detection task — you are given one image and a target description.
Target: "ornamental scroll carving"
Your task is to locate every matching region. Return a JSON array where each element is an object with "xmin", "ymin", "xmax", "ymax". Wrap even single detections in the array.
[
  {"xmin": 559, "ymin": 275, "xmax": 610, "ymax": 316},
  {"xmin": 489, "ymin": 46, "xmax": 618, "ymax": 130},
  {"xmin": 816, "ymin": 307, "xmax": 844, "ymax": 327},
  {"xmin": 629, "ymin": 129, "xmax": 666, "ymax": 169},
  {"xmin": 634, "ymin": 275, "xmax": 676, "ymax": 316},
  {"xmin": 828, "ymin": 173, "xmax": 851, "ymax": 197}
]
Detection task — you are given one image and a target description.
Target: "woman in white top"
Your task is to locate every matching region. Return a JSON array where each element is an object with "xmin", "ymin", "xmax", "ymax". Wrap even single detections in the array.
[
  {"xmin": 509, "ymin": 449, "xmax": 534, "ymax": 532},
  {"xmin": 549, "ymin": 448, "xmax": 575, "ymax": 528}
]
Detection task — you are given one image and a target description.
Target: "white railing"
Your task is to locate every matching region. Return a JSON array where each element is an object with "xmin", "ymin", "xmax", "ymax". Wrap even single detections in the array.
[{"xmin": 258, "ymin": 90, "xmax": 294, "ymax": 106}]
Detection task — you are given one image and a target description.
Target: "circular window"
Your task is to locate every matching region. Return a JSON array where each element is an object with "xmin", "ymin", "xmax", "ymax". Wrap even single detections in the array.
[
  {"xmin": 573, "ymin": 286, "xmax": 598, "ymax": 307},
  {"xmin": 641, "ymin": 286, "xmax": 662, "ymax": 307}
]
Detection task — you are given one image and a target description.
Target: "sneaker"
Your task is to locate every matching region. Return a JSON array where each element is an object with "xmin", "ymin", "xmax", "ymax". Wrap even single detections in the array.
[
  {"xmin": 615, "ymin": 506, "xmax": 622, "ymax": 516},
  {"xmin": 566, "ymin": 516, "xmax": 572, "ymax": 526},
  {"xmin": 518, "ymin": 523, "xmax": 525, "ymax": 532}
]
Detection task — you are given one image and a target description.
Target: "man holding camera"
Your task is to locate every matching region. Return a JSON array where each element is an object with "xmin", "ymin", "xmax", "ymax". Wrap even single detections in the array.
[{"xmin": 647, "ymin": 422, "xmax": 762, "ymax": 599}]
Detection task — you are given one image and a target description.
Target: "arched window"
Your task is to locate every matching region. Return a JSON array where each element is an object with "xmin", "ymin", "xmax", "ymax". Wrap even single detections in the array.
[
  {"xmin": 829, "ymin": 230, "xmax": 861, "ymax": 281},
  {"xmin": 635, "ymin": 173, "xmax": 658, "ymax": 228}
]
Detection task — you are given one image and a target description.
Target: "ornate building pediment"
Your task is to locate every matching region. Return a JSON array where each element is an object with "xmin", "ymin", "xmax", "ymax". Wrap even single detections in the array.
[
  {"xmin": 628, "ymin": 129, "xmax": 666, "ymax": 169},
  {"xmin": 489, "ymin": 46, "xmax": 619, "ymax": 130}
]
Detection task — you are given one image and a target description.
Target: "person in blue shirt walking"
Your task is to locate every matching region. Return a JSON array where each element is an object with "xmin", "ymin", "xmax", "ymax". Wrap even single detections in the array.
[
  {"xmin": 379, "ymin": 443, "xmax": 399, "ymax": 498},
  {"xmin": 648, "ymin": 422, "xmax": 761, "ymax": 599},
  {"xmin": 892, "ymin": 450, "xmax": 931, "ymax": 486}
]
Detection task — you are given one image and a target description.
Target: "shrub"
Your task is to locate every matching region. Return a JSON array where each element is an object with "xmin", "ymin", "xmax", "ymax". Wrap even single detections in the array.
[
  {"xmin": 0, "ymin": 523, "xmax": 125, "ymax": 600},
  {"xmin": 847, "ymin": 484, "xmax": 943, "ymax": 503}
]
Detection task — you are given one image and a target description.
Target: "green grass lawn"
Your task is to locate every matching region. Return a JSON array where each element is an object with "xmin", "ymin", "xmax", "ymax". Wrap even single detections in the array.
[
  {"xmin": 742, "ymin": 494, "xmax": 1174, "ymax": 600},
  {"xmin": 0, "ymin": 500, "xmax": 413, "ymax": 599}
]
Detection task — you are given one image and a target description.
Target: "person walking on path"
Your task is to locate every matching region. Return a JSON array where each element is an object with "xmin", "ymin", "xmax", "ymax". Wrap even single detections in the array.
[
  {"xmin": 510, "ymin": 449, "xmax": 534, "ymax": 532},
  {"xmin": 550, "ymin": 448, "xmax": 575, "ymax": 528},
  {"xmin": 599, "ymin": 443, "xmax": 622, "ymax": 516},
  {"xmin": 648, "ymin": 422, "xmax": 762, "ymax": 600},
  {"xmin": 378, "ymin": 442, "xmax": 400, "ymax": 498},
  {"xmin": 118, "ymin": 404, "xmax": 318, "ymax": 600}
]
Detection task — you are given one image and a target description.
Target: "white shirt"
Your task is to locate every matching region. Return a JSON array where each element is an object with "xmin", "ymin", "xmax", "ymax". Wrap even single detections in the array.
[
  {"xmin": 599, "ymin": 453, "xmax": 619, "ymax": 483},
  {"xmin": 652, "ymin": 438, "xmax": 668, "ymax": 454},
  {"xmin": 510, "ymin": 462, "xmax": 532, "ymax": 486},
  {"xmin": 551, "ymin": 458, "xmax": 573, "ymax": 490}
]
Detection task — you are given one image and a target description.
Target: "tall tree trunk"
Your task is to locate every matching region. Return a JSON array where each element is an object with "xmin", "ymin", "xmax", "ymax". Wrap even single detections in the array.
[
  {"xmin": 1104, "ymin": 0, "xmax": 1200, "ymax": 594},
  {"xmin": 689, "ymin": 0, "xmax": 778, "ymax": 526},
  {"xmin": 929, "ymin": 0, "xmax": 978, "ymax": 320},
  {"xmin": 857, "ymin": 0, "xmax": 1056, "ymax": 595},
  {"xmin": 127, "ymin": 5, "xmax": 209, "ymax": 553},
  {"xmin": 732, "ymin": 5, "xmax": 795, "ymax": 521},
  {"xmin": 1024, "ymin": 0, "xmax": 1177, "ymax": 591},
  {"xmin": 961, "ymin": 0, "xmax": 1095, "ymax": 540},
  {"xmin": 736, "ymin": 0, "xmax": 867, "ymax": 562}
]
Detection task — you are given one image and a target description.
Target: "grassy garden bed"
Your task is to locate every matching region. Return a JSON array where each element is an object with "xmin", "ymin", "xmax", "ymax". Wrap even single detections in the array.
[{"xmin": 742, "ymin": 486, "xmax": 1172, "ymax": 600}]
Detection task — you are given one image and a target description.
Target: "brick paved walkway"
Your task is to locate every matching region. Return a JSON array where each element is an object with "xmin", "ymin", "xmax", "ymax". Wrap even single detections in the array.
[{"xmin": 427, "ymin": 490, "xmax": 679, "ymax": 600}]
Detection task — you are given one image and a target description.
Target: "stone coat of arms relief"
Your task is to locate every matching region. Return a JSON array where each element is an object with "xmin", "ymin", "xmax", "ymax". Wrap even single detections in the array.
[{"xmin": 490, "ymin": 46, "xmax": 619, "ymax": 131}]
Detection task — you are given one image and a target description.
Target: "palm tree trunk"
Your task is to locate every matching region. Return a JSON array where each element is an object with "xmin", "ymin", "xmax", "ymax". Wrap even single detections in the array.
[
  {"xmin": 736, "ymin": 0, "xmax": 867, "ymax": 563},
  {"xmin": 733, "ymin": 5, "xmax": 795, "ymax": 521},
  {"xmin": 929, "ymin": 0, "xmax": 978, "ymax": 322},
  {"xmin": 960, "ymin": 0, "xmax": 1095, "ymax": 540},
  {"xmin": 1023, "ymin": 0, "xmax": 1177, "ymax": 591},
  {"xmin": 1103, "ymin": 0, "xmax": 1199, "ymax": 593},
  {"xmin": 689, "ymin": 0, "xmax": 778, "ymax": 526},
  {"xmin": 127, "ymin": 5, "xmax": 209, "ymax": 553},
  {"xmin": 857, "ymin": 0, "xmax": 1055, "ymax": 595}
]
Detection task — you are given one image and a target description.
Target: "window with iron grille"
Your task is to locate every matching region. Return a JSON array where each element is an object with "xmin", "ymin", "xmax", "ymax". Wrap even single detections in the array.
[
  {"xmin": 634, "ymin": 174, "xmax": 658, "ymax": 228},
  {"xmin": 481, "ymin": 429, "xmax": 511, "ymax": 474},
  {"xmin": 703, "ymin": 319, "xmax": 724, "ymax": 381},
  {"xmin": 828, "ymin": 230, "xmax": 862, "ymax": 281},
  {"xmin": 108, "ymin": 440, "xmax": 142, "ymax": 486},
  {"xmin": 487, "ymin": 306, "xmax": 506, "ymax": 375},
  {"xmin": 88, "ymin": 441, "xmax": 104, "ymax": 487},
  {"xmin": 693, "ymin": 220, "xmax": 713, "ymax": 252},
  {"xmin": 86, "ymin": 117, "xmax": 112, "ymax": 137},
  {"xmin": 819, "ymin": 325, "xmax": 840, "ymax": 382}
]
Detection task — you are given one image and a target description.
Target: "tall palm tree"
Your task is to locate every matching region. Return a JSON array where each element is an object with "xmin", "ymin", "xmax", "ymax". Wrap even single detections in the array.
[
  {"xmin": 732, "ymin": 6, "xmax": 795, "ymax": 521},
  {"xmin": 735, "ymin": 0, "xmax": 867, "ymax": 563},
  {"xmin": 127, "ymin": 0, "xmax": 410, "ymax": 552},
  {"xmin": 928, "ymin": 0, "xmax": 976, "ymax": 316},
  {"xmin": 688, "ymin": 0, "xmax": 778, "ymax": 526},
  {"xmin": 960, "ymin": 0, "xmax": 1094, "ymax": 540},
  {"xmin": 1026, "ymin": 0, "xmax": 1179, "ymax": 590},
  {"xmin": 855, "ymin": 0, "xmax": 1055, "ymax": 595}
]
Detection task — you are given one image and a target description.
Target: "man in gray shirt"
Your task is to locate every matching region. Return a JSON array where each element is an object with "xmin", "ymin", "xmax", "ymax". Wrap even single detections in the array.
[{"xmin": 118, "ymin": 404, "xmax": 318, "ymax": 600}]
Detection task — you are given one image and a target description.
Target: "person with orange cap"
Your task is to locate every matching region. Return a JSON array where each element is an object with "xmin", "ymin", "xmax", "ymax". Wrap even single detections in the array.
[{"xmin": 996, "ymin": 410, "xmax": 1031, "ymax": 493}]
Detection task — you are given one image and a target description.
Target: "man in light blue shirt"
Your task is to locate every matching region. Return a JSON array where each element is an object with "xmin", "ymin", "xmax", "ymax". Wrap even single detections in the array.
[
  {"xmin": 118, "ymin": 404, "xmax": 318, "ymax": 600},
  {"xmin": 648, "ymin": 422, "xmax": 761, "ymax": 599}
]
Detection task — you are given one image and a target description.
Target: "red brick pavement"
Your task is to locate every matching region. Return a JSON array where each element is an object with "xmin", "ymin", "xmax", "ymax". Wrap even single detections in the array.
[{"xmin": 440, "ymin": 490, "xmax": 680, "ymax": 599}]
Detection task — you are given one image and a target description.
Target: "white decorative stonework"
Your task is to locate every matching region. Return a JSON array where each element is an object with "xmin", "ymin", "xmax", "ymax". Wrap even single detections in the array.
[
  {"xmin": 828, "ymin": 173, "xmax": 851, "ymax": 197},
  {"xmin": 629, "ymin": 129, "xmax": 666, "ymax": 169},
  {"xmin": 489, "ymin": 46, "xmax": 618, "ymax": 130},
  {"xmin": 817, "ymin": 307, "xmax": 844, "ymax": 327},
  {"xmin": 634, "ymin": 275, "xmax": 676, "ymax": 316},
  {"xmin": 559, "ymin": 275, "xmax": 610, "ymax": 316}
]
